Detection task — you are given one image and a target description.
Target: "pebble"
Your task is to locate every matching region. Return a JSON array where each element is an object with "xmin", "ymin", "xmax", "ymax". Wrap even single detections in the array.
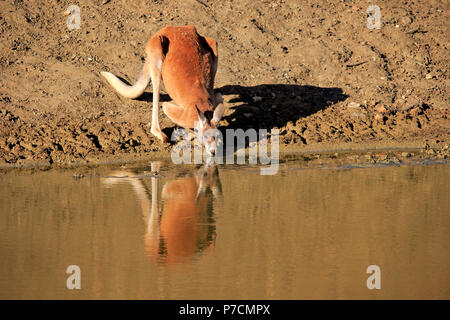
[
  {"xmin": 401, "ymin": 16, "xmax": 412, "ymax": 25},
  {"xmin": 425, "ymin": 73, "xmax": 433, "ymax": 79},
  {"xmin": 391, "ymin": 157, "xmax": 401, "ymax": 164},
  {"xmin": 401, "ymin": 152, "xmax": 411, "ymax": 158},
  {"xmin": 374, "ymin": 113, "xmax": 383, "ymax": 121},
  {"xmin": 347, "ymin": 102, "xmax": 361, "ymax": 109},
  {"xmin": 351, "ymin": 112, "xmax": 366, "ymax": 118},
  {"xmin": 252, "ymin": 96, "xmax": 262, "ymax": 102},
  {"xmin": 376, "ymin": 106, "xmax": 387, "ymax": 113},
  {"xmin": 408, "ymin": 106, "xmax": 422, "ymax": 116},
  {"xmin": 20, "ymin": 141, "xmax": 33, "ymax": 150}
]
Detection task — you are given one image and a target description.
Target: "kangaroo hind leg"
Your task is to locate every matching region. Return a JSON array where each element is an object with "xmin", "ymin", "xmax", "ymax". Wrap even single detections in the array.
[
  {"xmin": 162, "ymin": 101, "xmax": 192, "ymax": 128},
  {"xmin": 146, "ymin": 35, "xmax": 169, "ymax": 143}
]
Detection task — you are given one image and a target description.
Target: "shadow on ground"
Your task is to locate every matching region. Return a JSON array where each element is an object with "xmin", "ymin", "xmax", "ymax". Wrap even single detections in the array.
[
  {"xmin": 217, "ymin": 84, "xmax": 348, "ymax": 130},
  {"xmin": 211, "ymin": 84, "xmax": 348, "ymax": 152}
]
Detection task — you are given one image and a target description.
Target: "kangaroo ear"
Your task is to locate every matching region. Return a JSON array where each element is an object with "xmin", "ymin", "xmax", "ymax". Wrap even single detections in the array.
[
  {"xmin": 195, "ymin": 105, "xmax": 207, "ymax": 127},
  {"xmin": 212, "ymin": 103, "xmax": 224, "ymax": 127}
]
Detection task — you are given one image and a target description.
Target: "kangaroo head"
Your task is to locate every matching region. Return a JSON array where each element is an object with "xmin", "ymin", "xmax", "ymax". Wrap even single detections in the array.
[{"xmin": 195, "ymin": 103, "xmax": 224, "ymax": 156}]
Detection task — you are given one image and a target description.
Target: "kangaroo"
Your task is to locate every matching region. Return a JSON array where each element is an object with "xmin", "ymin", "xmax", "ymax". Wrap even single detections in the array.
[
  {"xmin": 101, "ymin": 25, "xmax": 225, "ymax": 156},
  {"xmin": 102, "ymin": 162, "xmax": 221, "ymax": 264}
]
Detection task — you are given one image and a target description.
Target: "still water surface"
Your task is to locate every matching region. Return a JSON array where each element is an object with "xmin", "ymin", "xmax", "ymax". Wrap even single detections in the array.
[{"xmin": 0, "ymin": 160, "xmax": 449, "ymax": 299}]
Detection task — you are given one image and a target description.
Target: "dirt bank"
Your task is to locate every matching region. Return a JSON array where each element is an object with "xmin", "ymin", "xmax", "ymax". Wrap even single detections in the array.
[{"xmin": 0, "ymin": 0, "xmax": 448, "ymax": 168}]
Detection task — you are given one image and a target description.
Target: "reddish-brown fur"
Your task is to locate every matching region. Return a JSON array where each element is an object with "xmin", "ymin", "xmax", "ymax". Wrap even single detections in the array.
[
  {"xmin": 148, "ymin": 26, "xmax": 218, "ymax": 128},
  {"xmin": 102, "ymin": 163, "xmax": 219, "ymax": 264},
  {"xmin": 101, "ymin": 25, "xmax": 223, "ymax": 144}
]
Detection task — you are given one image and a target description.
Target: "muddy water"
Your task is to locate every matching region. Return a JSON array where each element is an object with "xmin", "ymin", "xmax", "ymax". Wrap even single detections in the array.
[{"xmin": 0, "ymin": 160, "xmax": 449, "ymax": 299}]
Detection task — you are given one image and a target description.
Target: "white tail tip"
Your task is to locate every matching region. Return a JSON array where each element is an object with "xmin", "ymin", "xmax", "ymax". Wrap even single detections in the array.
[{"xmin": 100, "ymin": 69, "xmax": 149, "ymax": 99}]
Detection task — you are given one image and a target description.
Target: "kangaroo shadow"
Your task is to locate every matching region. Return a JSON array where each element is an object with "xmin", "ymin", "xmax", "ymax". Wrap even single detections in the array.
[
  {"xmin": 216, "ymin": 84, "xmax": 348, "ymax": 131},
  {"xmin": 137, "ymin": 91, "xmax": 171, "ymax": 103},
  {"xmin": 213, "ymin": 84, "xmax": 348, "ymax": 153}
]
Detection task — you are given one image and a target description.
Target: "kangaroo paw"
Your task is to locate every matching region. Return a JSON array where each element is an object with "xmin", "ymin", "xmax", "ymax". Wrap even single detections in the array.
[{"xmin": 151, "ymin": 128, "xmax": 169, "ymax": 143}]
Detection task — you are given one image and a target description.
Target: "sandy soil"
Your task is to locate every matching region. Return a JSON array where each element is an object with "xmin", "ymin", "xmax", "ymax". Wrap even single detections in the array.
[{"xmin": 0, "ymin": 0, "xmax": 448, "ymax": 168}]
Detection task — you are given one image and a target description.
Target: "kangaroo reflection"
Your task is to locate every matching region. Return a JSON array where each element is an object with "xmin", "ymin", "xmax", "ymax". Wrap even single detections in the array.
[{"xmin": 103, "ymin": 163, "xmax": 221, "ymax": 264}]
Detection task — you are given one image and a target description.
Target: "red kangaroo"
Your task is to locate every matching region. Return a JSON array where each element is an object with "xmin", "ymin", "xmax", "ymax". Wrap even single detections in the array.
[{"xmin": 101, "ymin": 25, "xmax": 225, "ymax": 155}]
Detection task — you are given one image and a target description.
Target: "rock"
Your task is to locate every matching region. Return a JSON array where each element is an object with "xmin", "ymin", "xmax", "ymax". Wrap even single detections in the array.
[
  {"xmin": 391, "ymin": 157, "xmax": 400, "ymax": 164},
  {"xmin": 20, "ymin": 141, "xmax": 33, "ymax": 150},
  {"xmin": 374, "ymin": 113, "xmax": 383, "ymax": 121},
  {"xmin": 129, "ymin": 139, "xmax": 139, "ymax": 147},
  {"xmin": 347, "ymin": 102, "xmax": 361, "ymax": 109},
  {"xmin": 377, "ymin": 153, "xmax": 388, "ymax": 161},
  {"xmin": 252, "ymin": 96, "xmax": 262, "ymax": 102},
  {"xmin": 376, "ymin": 106, "xmax": 387, "ymax": 113},
  {"xmin": 401, "ymin": 152, "xmax": 411, "ymax": 158},
  {"xmin": 425, "ymin": 73, "xmax": 433, "ymax": 79},
  {"xmin": 7, "ymin": 136, "xmax": 17, "ymax": 146},
  {"xmin": 351, "ymin": 112, "xmax": 367, "ymax": 118},
  {"xmin": 408, "ymin": 106, "xmax": 423, "ymax": 116},
  {"xmin": 401, "ymin": 16, "xmax": 412, "ymax": 25}
]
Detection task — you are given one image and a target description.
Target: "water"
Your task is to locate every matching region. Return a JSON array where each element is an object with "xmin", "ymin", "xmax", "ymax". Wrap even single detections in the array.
[{"xmin": 0, "ymin": 160, "xmax": 449, "ymax": 299}]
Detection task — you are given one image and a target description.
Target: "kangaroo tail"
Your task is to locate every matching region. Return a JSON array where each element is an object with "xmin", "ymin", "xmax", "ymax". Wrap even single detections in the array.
[{"xmin": 101, "ymin": 59, "xmax": 151, "ymax": 99}]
